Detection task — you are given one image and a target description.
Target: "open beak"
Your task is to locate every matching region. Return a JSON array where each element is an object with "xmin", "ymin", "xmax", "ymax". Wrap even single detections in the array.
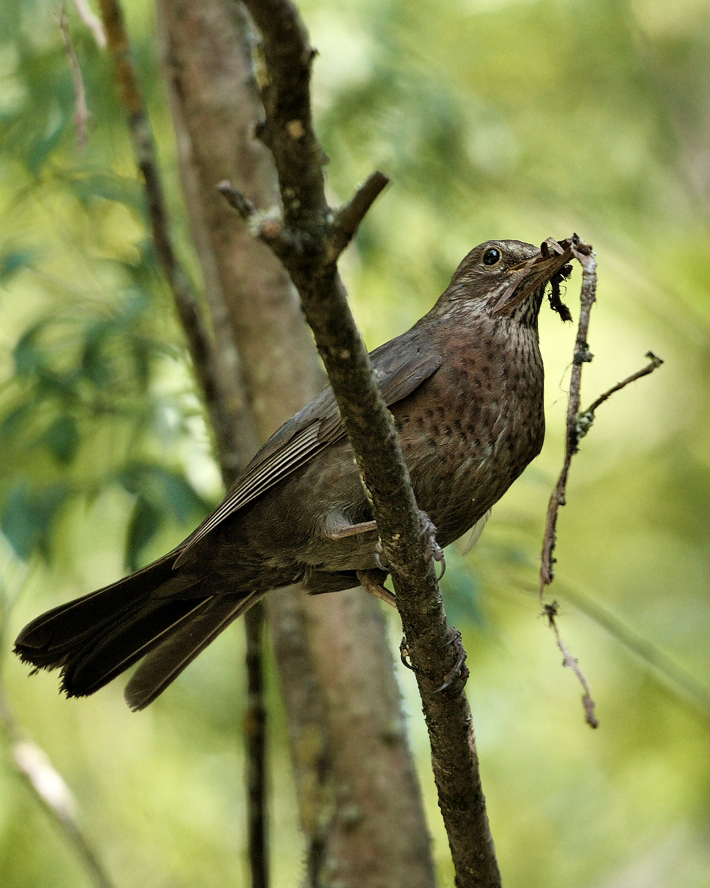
[{"xmin": 493, "ymin": 238, "xmax": 574, "ymax": 316}]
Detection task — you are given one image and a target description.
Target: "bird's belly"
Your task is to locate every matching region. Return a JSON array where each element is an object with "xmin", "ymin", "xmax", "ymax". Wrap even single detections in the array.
[{"xmin": 398, "ymin": 381, "xmax": 544, "ymax": 547}]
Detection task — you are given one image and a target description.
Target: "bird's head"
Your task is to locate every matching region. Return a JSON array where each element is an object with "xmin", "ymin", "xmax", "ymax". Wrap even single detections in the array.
[{"xmin": 441, "ymin": 238, "xmax": 574, "ymax": 327}]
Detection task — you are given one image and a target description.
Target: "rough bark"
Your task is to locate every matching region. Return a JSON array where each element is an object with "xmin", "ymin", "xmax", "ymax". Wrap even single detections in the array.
[{"xmin": 231, "ymin": 0, "xmax": 502, "ymax": 884}]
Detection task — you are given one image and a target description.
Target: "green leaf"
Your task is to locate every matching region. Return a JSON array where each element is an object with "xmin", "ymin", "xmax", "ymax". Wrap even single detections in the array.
[
  {"xmin": 13, "ymin": 323, "xmax": 46, "ymax": 378},
  {"xmin": 40, "ymin": 415, "xmax": 79, "ymax": 464},
  {"xmin": 26, "ymin": 115, "xmax": 67, "ymax": 177},
  {"xmin": 1, "ymin": 481, "xmax": 71, "ymax": 560},
  {"xmin": 0, "ymin": 248, "xmax": 35, "ymax": 283}
]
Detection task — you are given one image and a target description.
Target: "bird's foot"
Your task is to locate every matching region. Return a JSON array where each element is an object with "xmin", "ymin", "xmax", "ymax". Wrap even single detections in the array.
[
  {"xmin": 419, "ymin": 511, "xmax": 445, "ymax": 579},
  {"xmin": 434, "ymin": 627, "xmax": 469, "ymax": 694},
  {"xmin": 399, "ymin": 637, "xmax": 413, "ymax": 670},
  {"xmin": 373, "ymin": 536, "xmax": 390, "ymax": 572},
  {"xmin": 357, "ymin": 569, "xmax": 396, "ymax": 608}
]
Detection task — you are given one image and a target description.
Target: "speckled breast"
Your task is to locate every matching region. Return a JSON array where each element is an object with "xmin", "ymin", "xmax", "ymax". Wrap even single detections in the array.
[{"xmin": 393, "ymin": 316, "xmax": 545, "ymax": 548}]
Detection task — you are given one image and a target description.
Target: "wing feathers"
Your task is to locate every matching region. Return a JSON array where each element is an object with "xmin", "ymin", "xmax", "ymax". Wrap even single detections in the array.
[{"xmin": 176, "ymin": 345, "xmax": 442, "ymax": 563}]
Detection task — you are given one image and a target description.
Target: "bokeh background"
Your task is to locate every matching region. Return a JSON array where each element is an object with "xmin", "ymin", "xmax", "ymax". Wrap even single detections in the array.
[{"xmin": 1, "ymin": 0, "xmax": 709, "ymax": 885}]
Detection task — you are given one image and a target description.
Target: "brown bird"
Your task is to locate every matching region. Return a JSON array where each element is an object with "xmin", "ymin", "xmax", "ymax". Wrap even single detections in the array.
[{"xmin": 15, "ymin": 238, "xmax": 572, "ymax": 710}]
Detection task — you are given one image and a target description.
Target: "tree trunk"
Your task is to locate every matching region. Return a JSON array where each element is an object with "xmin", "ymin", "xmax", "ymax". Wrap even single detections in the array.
[{"xmin": 155, "ymin": 1, "xmax": 436, "ymax": 884}]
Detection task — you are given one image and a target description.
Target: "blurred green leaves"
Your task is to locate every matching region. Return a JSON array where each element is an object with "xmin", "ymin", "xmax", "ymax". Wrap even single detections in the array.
[
  {"xmin": 1, "ymin": 0, "xmax": 709, "ymax": 887},
  {"xmin": 1, "ymin": 481, "xmax": 71, "ymax": 560}
]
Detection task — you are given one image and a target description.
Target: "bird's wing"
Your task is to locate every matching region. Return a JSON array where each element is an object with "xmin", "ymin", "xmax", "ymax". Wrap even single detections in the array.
[{"xmin": 174, "ymin": 339, "xmax": 441, "ymax": 564}]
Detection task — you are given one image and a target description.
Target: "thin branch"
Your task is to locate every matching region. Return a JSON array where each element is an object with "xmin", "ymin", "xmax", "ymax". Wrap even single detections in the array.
[
  {"xmin": 96, "ymin": 0, "xmax": 245, "ymax": 478},
  {"xmin": 244, "ymin": 605, "xmax": 268, "ymax": 888},
  {"xmin": 235, "ymin": 1, "xmax": 501, "ymax": 884},
  {"xmin": 542, "ymin": 602, "xmax": 598, "ymax": 728},
  {"xmin": 58, "ymin": 1, "xmax": 91, "ymax": 149},
  {"xmin": 539, "ymin": 240, "xmax": 597, "ymax": 594},
  {"xmin": 538, "ymin": 239, "xmax": 664, "ymax": 727},
  {"xmin": 577, "ymin": 351, "xmax": 664, "ymax": 434},
  {"xmin": 72, "ymin": 0, "xmax": 107, "ymax": 48},
  {"xmin": 0, "ymin": 689, "xmax": 116, "ymax": 888},
  {"xmin": 553, "ymin": 580, "xmax": 710, "ymax": 724},
  {"xmin": 326, "ymin": 171, "xmax": 391, "ymax": 261},
  {"xmin": 216, "ymin": 181, "xmax": 293, "ymax": 254}
]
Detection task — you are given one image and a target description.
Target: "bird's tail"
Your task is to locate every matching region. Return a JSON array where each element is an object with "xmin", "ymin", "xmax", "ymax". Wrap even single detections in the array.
[{"xmin": 14, "ymin": 554, "xmax": 258, "ymax": 710}]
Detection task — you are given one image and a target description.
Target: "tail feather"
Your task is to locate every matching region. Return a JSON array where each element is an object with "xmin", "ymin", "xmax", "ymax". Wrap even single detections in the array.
[
  {"xmin": 124, "ymin": 592, "xmax": 262, "ymax": 711},
  {"xmin": 60, "ymin": 595, "xmax": 214, "ymax": 698},
  {"xmin": 14, "ymin": 554, "xmax": 180, "ymax": 664},
  {"xmin": 13, "ymin": 554, "xmax": 255, "ymax": 704}
]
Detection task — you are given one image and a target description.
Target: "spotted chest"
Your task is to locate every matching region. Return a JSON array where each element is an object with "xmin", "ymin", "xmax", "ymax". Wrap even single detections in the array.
[{"xmin": 392, "ymin": 318, "xmax": 545, "ymax": 547}]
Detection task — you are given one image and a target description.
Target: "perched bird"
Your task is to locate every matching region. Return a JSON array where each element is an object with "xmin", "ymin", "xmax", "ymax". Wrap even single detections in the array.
[{"xmin": 15, "ymin": 239, "xmax": 572, "ymax": 710}]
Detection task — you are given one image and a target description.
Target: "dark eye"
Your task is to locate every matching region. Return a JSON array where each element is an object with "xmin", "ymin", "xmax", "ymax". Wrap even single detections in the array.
[{"xmin": 482, "ymin": 247, "xmax": 501, "ymax": 266}]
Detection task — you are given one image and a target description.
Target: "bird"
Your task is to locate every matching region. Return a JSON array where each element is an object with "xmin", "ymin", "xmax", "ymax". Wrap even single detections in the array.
[{"xmin": 14, "ymin": 238, "xmax": 573, "ymax": 710}]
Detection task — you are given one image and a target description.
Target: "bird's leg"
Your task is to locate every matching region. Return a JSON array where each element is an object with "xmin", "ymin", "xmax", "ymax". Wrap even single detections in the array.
[
  {"xmin": 373, "ymin": 512, "xmax": 444, "ymax": 571},
  {"xmin": 326, "ymin": 518, "xmax": 378, "ymax": 540},
  {"xmin": 356, "ymin": 569, "xmax": 396, "ymax": 608}
]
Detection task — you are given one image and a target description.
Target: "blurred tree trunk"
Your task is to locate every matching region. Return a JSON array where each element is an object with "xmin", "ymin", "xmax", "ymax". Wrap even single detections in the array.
[{"xmin": 155, "ymin": 1, "xmax": 435, "ymax": 885}]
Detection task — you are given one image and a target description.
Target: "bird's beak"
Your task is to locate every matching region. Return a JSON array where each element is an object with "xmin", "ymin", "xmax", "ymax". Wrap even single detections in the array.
[{"xmin": 493, "ymin": 238, "xmax": 574, "ymax": 316}]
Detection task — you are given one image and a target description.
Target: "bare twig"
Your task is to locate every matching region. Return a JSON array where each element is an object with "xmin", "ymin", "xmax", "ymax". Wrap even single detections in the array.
[
  {"xmin": 538, "ymin": 239, "xmax": 664, "ymax": 727},
  {"xmin": 58, "ymin": 1, "xmax": 91, "ymax": 149},
  {"xmin": 539, "ymin": 239, "xmax": 597, "ymax": 596},
  {"xmin": 325, "ymin": 171, "xmax": 391, "ymax": 261},
  {"xmin": 552, "ymin": 579, "xmax": 710, "ymax": 724},
  {"xmin": 0, "ymin": 690, "xmax": 116, "ymax": 888},
  {"xmin": 96, "ymin": 0, "xmax": 248, "ymax": 477},
  {"xmin": 542, "ymin": 602, "xmax": 598, "ymax": 728},
  {"xmin": 72, "ymin": 0, "xmax": 107, "ymax": 48},
  {"xmin": 576, "ymin": 351, "xmax": 664, "ymax": 438},
  {"xmin": 234, "ymin": 1, "xmax": 501, "ymax": 884}
]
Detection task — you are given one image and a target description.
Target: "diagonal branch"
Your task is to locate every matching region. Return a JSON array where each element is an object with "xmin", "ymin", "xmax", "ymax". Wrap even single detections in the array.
[
  {"xmin": 232, "ymin": 1, "xmax": 501, "ymax": 884},
  {"xmin": 0, "ymin": 689, "xmax": 116, "ymax": 888}
]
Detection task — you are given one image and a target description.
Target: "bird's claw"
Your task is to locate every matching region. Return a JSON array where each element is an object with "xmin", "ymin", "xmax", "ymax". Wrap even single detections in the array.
[
  {"xmin": 374, "ymin": 537, "xmax": 389, "ymax": 572},
  {"xmin": 373, "ymin": 514, "xmax": 444, "ymax": 578},
  {"xmin": 434, "ymin": 627, "xmax": 468, "ymax": 693},
  {"xmin": 399, "ymin": 637, "xmax": 413, "ymax": 671},
  {"xmin": 419, "ymin": 512, "xmax": 445, "ymax": 580}
]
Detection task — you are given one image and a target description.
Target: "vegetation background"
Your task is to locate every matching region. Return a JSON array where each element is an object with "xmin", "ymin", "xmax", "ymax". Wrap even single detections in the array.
[{"xmin": 1, "ymin": 0, "xmax": 709, "ymax": 885}]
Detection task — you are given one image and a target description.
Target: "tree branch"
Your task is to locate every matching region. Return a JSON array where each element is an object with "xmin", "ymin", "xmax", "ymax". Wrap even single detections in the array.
[
  {"xmin": 233, "ymin": 1, "xmax": 501, "ymax": 883},
  {"xmin": 156, "ymin": 2, "xmax": 433, "ymax": 885},
  {"xmin": 538, "ymin": 240, "xmax": 664, "ymax": 728}
]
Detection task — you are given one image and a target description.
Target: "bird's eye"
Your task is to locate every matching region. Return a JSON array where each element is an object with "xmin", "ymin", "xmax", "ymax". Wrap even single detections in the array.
[{"xmin": 482, "ymin": 247, "xmax": 502, "ymax": 266}]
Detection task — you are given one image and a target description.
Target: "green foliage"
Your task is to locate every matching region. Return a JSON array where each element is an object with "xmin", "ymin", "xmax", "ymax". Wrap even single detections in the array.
[{"xmin": 1, "ymin": 0, "xmax": 710, "ymax": 887}]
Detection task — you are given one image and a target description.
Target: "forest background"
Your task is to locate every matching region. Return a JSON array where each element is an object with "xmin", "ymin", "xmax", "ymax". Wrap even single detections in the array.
[{"xmin": 1, "ymin": 0, "xmax": 709, "ymax": 886}]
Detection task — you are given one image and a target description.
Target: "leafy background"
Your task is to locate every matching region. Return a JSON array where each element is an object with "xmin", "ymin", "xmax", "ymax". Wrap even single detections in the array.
[{"xmin": 1, "ymin": 0, "xmax": 709, "ymax": 885}]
